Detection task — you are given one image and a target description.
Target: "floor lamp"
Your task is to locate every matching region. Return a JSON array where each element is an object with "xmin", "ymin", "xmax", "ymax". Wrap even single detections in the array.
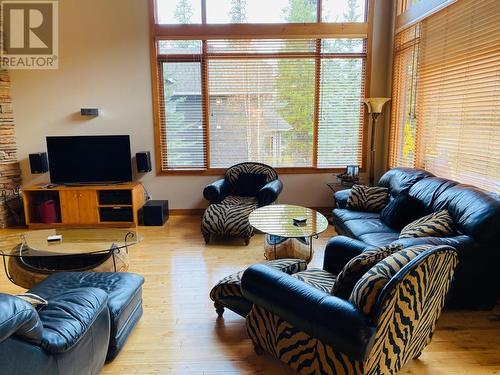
[{"xmin": 363, "ymin": 97, "xmax": 391, "ymax": 187}]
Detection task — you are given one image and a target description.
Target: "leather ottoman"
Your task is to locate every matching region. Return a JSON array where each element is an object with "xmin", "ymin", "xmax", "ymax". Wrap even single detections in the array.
[
  {"xmin": 29, "ymin": 272, "xmax": 144, "ymax": 361},
  {"xmin": 209, "ymin": 258, "xmax": 307, "ymax": 317}
]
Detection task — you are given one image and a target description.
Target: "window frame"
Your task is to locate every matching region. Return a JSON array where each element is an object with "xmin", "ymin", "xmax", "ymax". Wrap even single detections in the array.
[{"xmin": 149, "ymin": 0, "xmax": 373, "ymax": 175}]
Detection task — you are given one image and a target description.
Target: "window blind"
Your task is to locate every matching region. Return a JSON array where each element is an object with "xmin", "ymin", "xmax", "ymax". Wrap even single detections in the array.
[
  {"xmin": 158, "ymin": 38, "xmax": 366, "ymax": 171},
  {"xmin": 388, "ymin": 25, "xmax": 420, "ymax": 168},
  {"xmin": 389, "ymin": 0, "xmax": 500, "ymax": 193},
  {"xmin": 206, "ymin": 39, "xmax": 316, "ymax": 168}
]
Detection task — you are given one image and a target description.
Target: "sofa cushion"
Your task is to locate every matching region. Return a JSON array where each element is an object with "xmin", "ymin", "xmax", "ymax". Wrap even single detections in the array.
[
  {"xmin": 380, "ymin": 192, "xmax": 426, "ymax": 230},
  {"xmin": 332, "ymin": 243, "xmax": 404, "ymax": 299},
  {"xmin": 378, "ymin": 168, "xmax": 434, "ymax": 197},
  {"xmin": 347, "ymin": 185, "xmax": 389, "ymax": 212},
  {"xmin": 38, "ymin": 288, "xmax": 109, "ymax": 354},
  {"xmin": 349, "ymin": 245, "xmax": 433, "ymax": 317},
  {"xmin": 234, "ymin": 173, "xmax": 267, "ymax": 197},
  {"xmin": 292, "ymin": 269, "xmax": 337, "ymax": 293},
  {"xmin": 0, "ymin": 293, "xmax": 43, "ymax": 345},
  {"xmin": 409, "ymin": 177, "xmax": 458, "ymax": 212},
  {"xmin": 332, "ymin": 208, "xmax": 380, "ymax": 222},
  {"xmin": 432, "ymin": 184, "xmax": 500, "ymax": 243},
  {"xmin": 400, "ymin": 209, "xmax": 454, "ymax": 239},
  {"xmin": 344, "ymin": 218, "xmax": 398, "ymax": 237},
  {"xmin": 358, "ymin": 232, "xmax": 401, "ymax": 247}
]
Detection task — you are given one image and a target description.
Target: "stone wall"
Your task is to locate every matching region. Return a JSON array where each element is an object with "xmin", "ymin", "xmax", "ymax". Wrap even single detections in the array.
[{"xmin": 0, "ymin": 70, "xmax": 22, "ymax": 228}]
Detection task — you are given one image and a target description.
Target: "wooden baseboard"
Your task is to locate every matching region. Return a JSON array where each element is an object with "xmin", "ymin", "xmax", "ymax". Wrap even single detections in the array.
[
  {"xmin": 169, "ymin": 207, "xmax": 333, "ymax": 216},
  {"xmin": 169, "ymin": 208, "xmax": 205, "ymax": 216}
]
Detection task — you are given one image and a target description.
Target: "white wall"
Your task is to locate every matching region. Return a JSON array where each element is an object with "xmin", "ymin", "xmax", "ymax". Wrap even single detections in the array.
[{"xmin": 10, "ymin": 0, "xmax": 393, "ymax": 210}]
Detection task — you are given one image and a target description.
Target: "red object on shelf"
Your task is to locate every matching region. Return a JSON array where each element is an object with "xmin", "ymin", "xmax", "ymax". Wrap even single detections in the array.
[{"xmin": 38, "ymin": 200, "xmax": 58, "ymax": 223}]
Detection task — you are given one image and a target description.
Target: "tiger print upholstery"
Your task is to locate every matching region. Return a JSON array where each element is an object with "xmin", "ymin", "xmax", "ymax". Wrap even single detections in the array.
[
  {"xmin": 292, "ymin": 269, "xmax": 336, "ymax": 293},
  {"xmin": 399, "ymin": 209, "xmax": 455, "ymax": 239},
  {"xmin": 347, "ymin": 185, "xmax": 389, "ymax": 212},
  {"xmin": 225, "ymin": 163, "xmax": 278, "ymax": 186},
  {"xmin": 245, "ymin": 246, "xmax": 458, "ymax": 375},
  {"xmin": 210, "ymin": 258, "xmax": 307, "ymax": 317},
  {"xmin": 332, "ymin": 243, "xmax": 403, "ymax": 299},
  {"xmin": 349, "ymin": 245, "xmax": 433, "ymax": 317},
  {"xmin": 202, "ymin": 163, "xmax": 280, "ymax": 244}
]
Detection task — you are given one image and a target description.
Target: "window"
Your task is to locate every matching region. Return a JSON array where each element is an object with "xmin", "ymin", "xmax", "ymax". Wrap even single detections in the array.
[
  {"xmin": 151, "ymin": 0, "xmax": 370, "ymax": 173},
  {"xmin": 389, "ymin": 0, "xmax": 500, "ymax": 193},
  {"xmin": 156, "ymin": 0, "xmax": 367, "ymax": 24}
]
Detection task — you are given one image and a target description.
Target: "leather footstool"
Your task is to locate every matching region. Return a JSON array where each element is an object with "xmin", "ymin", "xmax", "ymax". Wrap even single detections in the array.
[
  {"xmin": 209, "ymin": 258, "xmax": 306, "ymax": 317},
  {"xmin": 29, "ymin": 272, "xmax": 144, "ymax": 361}
]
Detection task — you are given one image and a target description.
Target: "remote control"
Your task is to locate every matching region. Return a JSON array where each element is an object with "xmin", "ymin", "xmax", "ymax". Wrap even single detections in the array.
[{"xmin": 47, "ymin": 235, "xmax": 62, "ymax": 242}]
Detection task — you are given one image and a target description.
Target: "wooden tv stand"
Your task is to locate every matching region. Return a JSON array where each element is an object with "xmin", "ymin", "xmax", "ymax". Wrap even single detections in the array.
[{"xmin": 22, "ymin": 182, "xmax": 145, "ymax": 229}]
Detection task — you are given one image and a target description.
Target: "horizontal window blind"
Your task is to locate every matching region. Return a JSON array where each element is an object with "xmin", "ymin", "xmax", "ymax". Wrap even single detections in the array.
[
  {"xmin": 389, "ymin": 0, "xmax": 500, "ymax": 193},
  {"xmin": 208, "ymin": 57, "xmax": 315, "ymax": 168},
  {"xmin": 160, "ymin": 59, "xmax": 205, "ymax": 170},
  {"xmin": 158, "ymin": 38, "xmax": 366, "ymax": 171},
  {"xmin": 388, "ymin": 25, "xmax": 420, "ymax": 168},
  {"xmin": 317, "ymin": 57, "xmax": 365, "ymax": 167},
  {"xmin": 417, "ymin": 0, "xmax": 500, "ymax": 192}
]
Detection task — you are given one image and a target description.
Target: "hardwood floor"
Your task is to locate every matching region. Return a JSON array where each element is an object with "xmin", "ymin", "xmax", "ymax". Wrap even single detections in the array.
[{"xmin": 0, "ymin": 216, "xmax": 499, "ymax": 374}]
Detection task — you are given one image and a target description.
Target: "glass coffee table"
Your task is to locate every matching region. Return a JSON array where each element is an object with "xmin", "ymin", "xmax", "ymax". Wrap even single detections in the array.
[
  {"xmin": 249, "ymin": 205, "xmax": 329, "ymax": 263},
  {"xmin": 0, "ymin": 228, "xmax": 141, "ymax": 288}
]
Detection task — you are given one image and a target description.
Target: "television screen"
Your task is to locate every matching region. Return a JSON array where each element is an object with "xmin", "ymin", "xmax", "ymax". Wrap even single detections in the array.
[{"xmin": 46, "ymin": 135, "xmax": 133, "ymax": 184}]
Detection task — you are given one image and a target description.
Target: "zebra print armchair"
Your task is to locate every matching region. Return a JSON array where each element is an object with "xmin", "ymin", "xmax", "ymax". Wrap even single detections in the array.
[
  {"xmin": 201, "ymin": 162, "xmax": 283, "ymax": 245},
  {"xmin": 241, "ymin": 244, "xmax": 458, "ymax": 375}
]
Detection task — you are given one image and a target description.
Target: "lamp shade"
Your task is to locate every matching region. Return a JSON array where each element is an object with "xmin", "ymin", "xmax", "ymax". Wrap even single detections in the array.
[{"xmin": 363, "ymin": 97, "xmax": 391, "ymax": 114}]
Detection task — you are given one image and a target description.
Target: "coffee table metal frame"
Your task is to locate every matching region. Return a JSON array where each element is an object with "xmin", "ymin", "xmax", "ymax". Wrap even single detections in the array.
[{"xmin": 0, "ymin": 230, "xmax": 139, "ymax": 286}]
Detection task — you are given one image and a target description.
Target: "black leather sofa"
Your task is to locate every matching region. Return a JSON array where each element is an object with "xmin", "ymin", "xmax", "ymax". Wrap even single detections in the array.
[
  {"xmin": 330, "ymin": 168, "xmax": 500, "ymax": 309},
  {"xmin": 0, "ymin": 289, "xmax": 110, "ymax": 375}
]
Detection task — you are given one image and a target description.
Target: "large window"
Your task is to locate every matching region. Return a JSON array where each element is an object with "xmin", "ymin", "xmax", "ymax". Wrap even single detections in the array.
[
  {"xmin": 389, "ymin": 0, "xmax": 500, "ymax": 193},
  {"xmin": 151, "ymin": 0, "xmax": 370, "ymax": 173}
]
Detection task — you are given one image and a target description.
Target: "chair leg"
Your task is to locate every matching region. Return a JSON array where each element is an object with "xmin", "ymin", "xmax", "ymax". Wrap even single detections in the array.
[
  {"xmin": 203, "ymin": 232, "xmax": 210, "ymax": 244},
  {"xmin": 253, "ymin": 344, "xmax": 264, "ymax": 355},
  {"xmin": 244, "ymin": 236, "xmax": 251, "ymax": 246},
  {"xmin": 214, "ymin": 302, "xmax": 225, "ymax": 317}
]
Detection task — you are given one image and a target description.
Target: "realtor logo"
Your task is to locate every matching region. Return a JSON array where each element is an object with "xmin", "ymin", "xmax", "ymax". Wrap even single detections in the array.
[{"xmin": 0, "ymin": 0, "xmax": 59, "ymax": 69}]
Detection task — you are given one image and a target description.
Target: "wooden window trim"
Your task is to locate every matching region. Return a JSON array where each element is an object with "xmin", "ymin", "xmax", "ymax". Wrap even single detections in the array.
[{"xmin": 149, "ymin": 0, "xmax": 374, "ymax": 176}]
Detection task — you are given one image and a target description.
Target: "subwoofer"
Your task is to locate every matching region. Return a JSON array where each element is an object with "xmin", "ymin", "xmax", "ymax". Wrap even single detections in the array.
[
  {"xmin": 29, "ymin": 152, "xmax": 49, "ymax": 174},
  {"xmin": 136, "ymin": 151, "xmax": 152, "ymax": 173}
]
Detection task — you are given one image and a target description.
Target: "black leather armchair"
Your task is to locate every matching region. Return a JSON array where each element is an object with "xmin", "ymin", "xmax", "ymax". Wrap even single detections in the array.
[
  {"xmin": 201, "ymin": 162, "xmax": 283, "ymax": 244},
  {"xmin": 241, "ymin": 245, "xmax": 459, "ymax": 375},
  {"xmin": 0, "ymin": 289, "xmax": 110, "ymax": 375}
]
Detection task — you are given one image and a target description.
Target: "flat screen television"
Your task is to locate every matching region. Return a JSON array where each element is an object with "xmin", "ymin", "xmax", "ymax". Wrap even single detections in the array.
[{"xmin": 46, "ymin": 135, "xmax": 133, "ymax": 184}]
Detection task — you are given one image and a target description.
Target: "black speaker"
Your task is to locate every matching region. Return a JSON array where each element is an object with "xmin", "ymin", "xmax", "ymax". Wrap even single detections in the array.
[
  {"xmin": 142, "ymin": 200, "xmax": 168, "ymax": 226},
  {"xmin": 136, "ymin": 151, "xmax": 152, "ymax": 173},
  {"xmin": 29, "ymin": 152, "xmax": 49, "ymax": 174}
]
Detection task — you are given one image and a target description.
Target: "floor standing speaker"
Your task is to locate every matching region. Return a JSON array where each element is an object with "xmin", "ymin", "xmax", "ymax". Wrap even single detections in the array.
[
  {"xmin": 143, "ymin": 200, "xmax": 168, "ymax": 226},
  {"xmin": 136, "ymin": 151, "xmax": 152, "ymax": 173},
  {"xmin": 29, "ymin": 152, "xmax": 49, "ymax": 174}
]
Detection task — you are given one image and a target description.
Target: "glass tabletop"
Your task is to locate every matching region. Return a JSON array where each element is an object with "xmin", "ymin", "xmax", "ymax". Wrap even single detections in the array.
[
  {"xmin": 249, "ymin": 204, "xmax": 329, "ymax": 238},
  {"xmin": 0, "ymin": 229, "xmax": 142, "ymax": 257}
]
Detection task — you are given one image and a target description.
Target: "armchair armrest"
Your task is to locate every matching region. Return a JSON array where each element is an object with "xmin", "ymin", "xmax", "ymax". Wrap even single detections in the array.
[
  {"xmin": 0, "ymin": 294, "xmax": 43, "ymax": 345},
  {"xmin": 241, "ymin": 264, "xmax": 376, "ymax": 361},
  {"xmin": 38, "ymin": 288, "xmax": 109, "ymax": 354},
  {"xmin": 203, "ymin": 178, "xmax": 230, "ymax": 204},
  {"xmin": 323, "ymin": 236, "xmax": 371, "ymax": 274},
  {"xmin": 335, "ymin": 189, "xmax": 351, "ymax": 208},
  {"xmin": 258, "ymin": 179, "xmax": 283, "ymax": 206}
]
